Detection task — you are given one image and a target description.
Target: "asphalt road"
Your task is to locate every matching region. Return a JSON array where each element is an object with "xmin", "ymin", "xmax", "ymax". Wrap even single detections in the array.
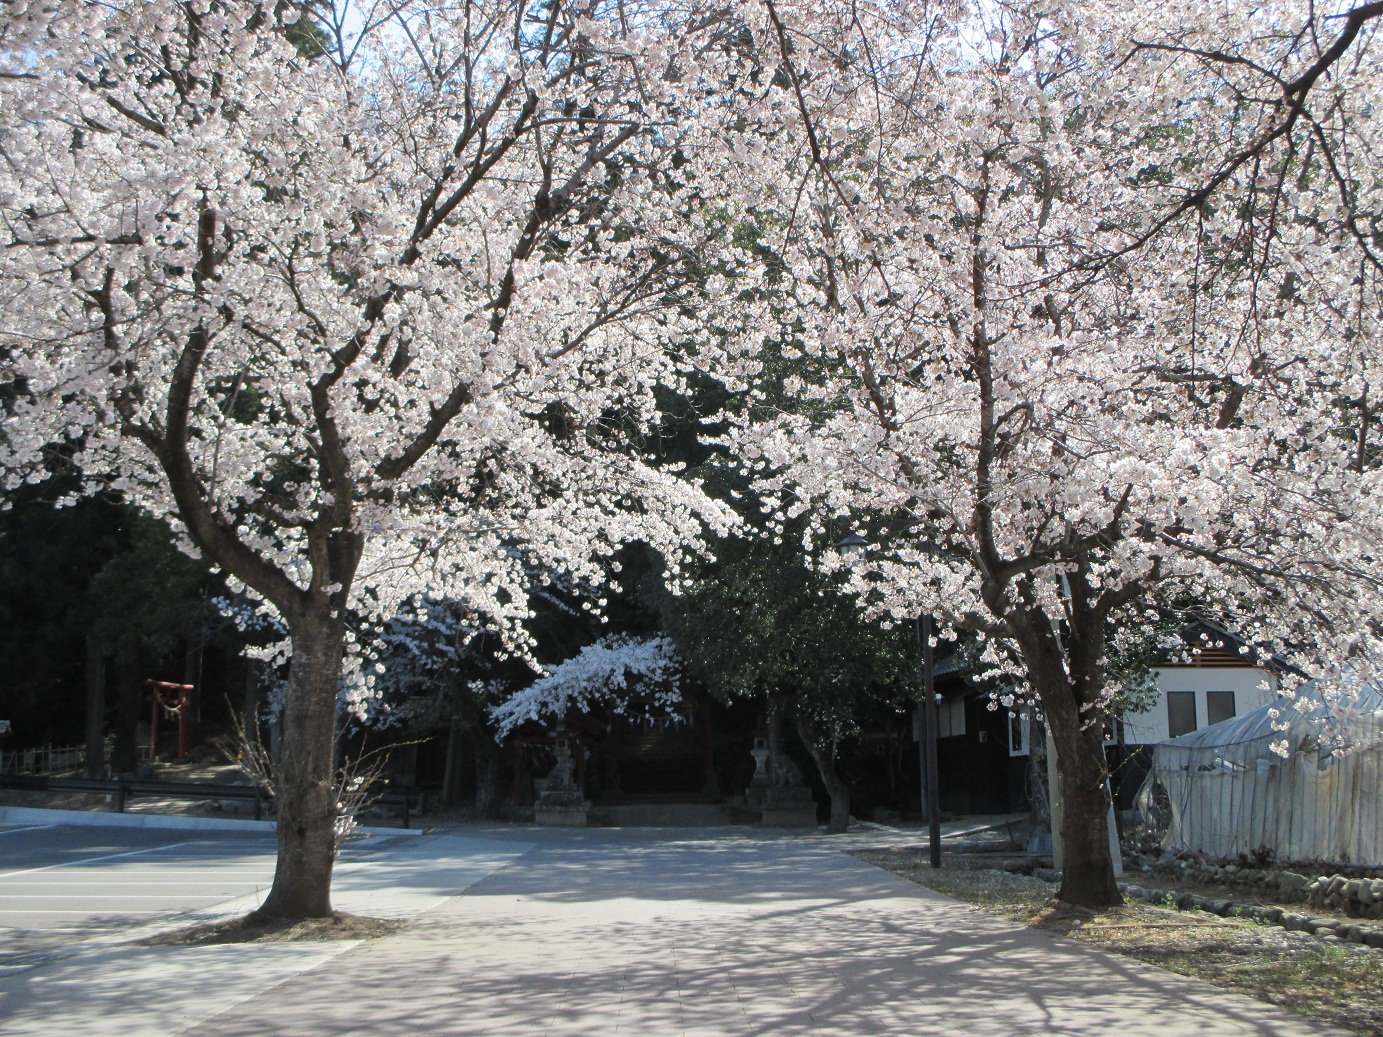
[{"xmin": 0, "ymin": 823, "xmax": 281, "ymax": 959}]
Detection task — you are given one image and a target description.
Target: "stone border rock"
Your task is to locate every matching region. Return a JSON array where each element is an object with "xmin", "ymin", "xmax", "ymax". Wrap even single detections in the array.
[
  {"xmin": 1148, "ymin": 857, "xmax": 1383, "ymax": 919},
  {"xmin": 1026, "ymin": 866, "xmax": 1383, "ymax": 950},
  {"xmin": 1119, "ymin": 882, "xmax": 1383, "ymax": 950}
]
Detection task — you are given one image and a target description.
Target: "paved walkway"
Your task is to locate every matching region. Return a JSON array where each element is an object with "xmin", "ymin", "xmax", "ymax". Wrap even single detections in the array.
[{"xmin": 2, "ymin": 825, "xmax": 1348, "ymax": 1036}]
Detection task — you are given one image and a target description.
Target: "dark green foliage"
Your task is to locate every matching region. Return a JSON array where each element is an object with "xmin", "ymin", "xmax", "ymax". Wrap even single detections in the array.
[
  {"xmin": 654, "ymin": 531, "xmax": 914, "ymax": 742},
  {"xmin": 277, "ymin": 1, "xmax": 332, "ymax": 60},
  {"xmin": 0, "ymin": 474, "xmax": 222, "ymax": 747}
]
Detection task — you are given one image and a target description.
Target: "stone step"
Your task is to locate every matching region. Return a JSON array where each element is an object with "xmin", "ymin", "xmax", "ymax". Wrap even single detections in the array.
[{"xmin": 595, "ymin": 802, "xmax": 740, "ymax": 827}]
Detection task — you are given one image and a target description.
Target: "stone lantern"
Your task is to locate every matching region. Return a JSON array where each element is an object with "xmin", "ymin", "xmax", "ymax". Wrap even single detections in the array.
[{"xmin": 534, "ymin": 725, "xmax": 588, "ymax": 827}]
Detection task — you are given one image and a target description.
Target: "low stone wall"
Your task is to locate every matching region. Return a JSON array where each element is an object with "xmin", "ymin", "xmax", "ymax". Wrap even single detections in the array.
[{"xmin": 1304, "ymin": 874, "xmax": 1383, "ymax": 918}]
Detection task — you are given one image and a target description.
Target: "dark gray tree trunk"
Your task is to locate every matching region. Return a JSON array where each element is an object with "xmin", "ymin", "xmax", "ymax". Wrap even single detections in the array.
[
  {"xmin": 1046, "ymin": 691, "xmax": 1120, "ymax": 907},
  {"xmin": 440, "ymin": 714, "xmax": 466, "ymax": 807},
  {"xmin": 474, "ymin": 740, "xmax": 499, "ymax": 818},
  {"xmin": 110, "ymin": 655, "xmax": 145, "ymax": 774},
  {"xmin": 85, "ymin": 636, "xmax": 106, "ymax": 779},
  {"xmin": 1008, "ymin": 597, "xmax": 1121, "ymax": 909},
  {"xmin": 793, "ymin": 713, "xmax": 849, "ymax": 834},
  {"xmin": 253, "ymin": 608, "xmax": 346, "ymax": 920}
]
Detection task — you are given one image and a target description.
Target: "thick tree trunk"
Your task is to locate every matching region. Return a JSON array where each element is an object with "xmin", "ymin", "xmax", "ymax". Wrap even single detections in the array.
[
  {"xmin": 1045, "ymin": 693, "xmax": 1120, "ymax": 908},
  {"xmin": 793, "ymin": 713, "xmax": 849, "ymax": 834},
  {"xmin": 85, "ymin": 637, "xmax": 106, "ymax": 779},
  {"xmin": 1007, "ymin": 602, "xmax": 1121, "ymax": 909},
  {"xmin": 440, "ymin": 714, "xmax": 465, "ymax": 807},
  {"xmin": 1020, "ymin": 646, "xmax": 1119, "ymax": 907},
  {"xmin": 474, "ymin": 740, "xmax": 499, "ymax": 818},
  {"xmin": 254, "ymin": 608, "xmax": 345, "ymax": 920},
  {"xmin": 110, "ymin": 655, "xmax": 145, "ymax": 775}
]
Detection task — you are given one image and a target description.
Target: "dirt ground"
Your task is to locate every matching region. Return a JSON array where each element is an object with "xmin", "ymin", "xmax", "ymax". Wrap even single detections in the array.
[
  {"xmin": 855, "ymin": 848, "xmax": 1383, "ymax": 1037},
  {"xmin": 142, "ymin": 912, "xmax": 406, "ymax": 946}
]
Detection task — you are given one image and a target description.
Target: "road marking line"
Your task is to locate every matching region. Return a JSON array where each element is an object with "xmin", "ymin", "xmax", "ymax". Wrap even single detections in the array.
[
  {"xmin": 0, "ymin": 894, "xmax": 247, "ymax": 899},
  {"xmin": 0, "ymin": 841, "xmax": 190, "ymax": 879},
  {"xmin": 0, "ymin": 910, "xmax": 172, "ymax": 915},
  {"xmin": 0, "ymin": 825, "xmax": 56, "ymax": 837},
  {"xmin": 0, "ymin": 879, "xmax": 275, "ymax": 884},
  {"xmin": 1, "ymin": 865, "xmax": 274, "ymax": 872},
  {"xmin": 0, "ymin": 876, "xmax": 272, "ymax": 884}
]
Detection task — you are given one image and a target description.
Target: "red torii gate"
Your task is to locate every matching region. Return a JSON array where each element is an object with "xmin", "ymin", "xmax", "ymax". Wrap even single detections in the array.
[{"xmin": 146, "ymin": 680, "xmax": 193, "ymax": 762}]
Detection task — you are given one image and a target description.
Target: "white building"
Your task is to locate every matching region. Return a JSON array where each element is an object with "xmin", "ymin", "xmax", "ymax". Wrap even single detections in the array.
[{"xmin": 1120, "ymin": 622, "xmax": 1289, "ymax": 747}]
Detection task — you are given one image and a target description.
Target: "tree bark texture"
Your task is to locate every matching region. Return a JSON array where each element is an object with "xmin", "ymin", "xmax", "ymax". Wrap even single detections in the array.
[
  {"xmin": 1046, "ymin": 693, "xmax": 1121, "ymax": 907},
  {"xmin": 1009, "ymin": 605, "xmax": 1121, "ymax": 908},
  {"xmin": 110, "ymin": 654, "xmax": 145, "ymax": 775},
  {"xmin": 793, "ymin": 713, "xmax": 849, "ymax": 834},
  {"xmin": 441, "ymin": 714, "xmax": 466, "ymax": 807},
  {"xmin": 84, "ymin": 637, "xmax": 106, "ymax": 779},
  {"xmin": 474, "ymin": 742, "xmax": 499, "ymax": 818},
  {"xmin": 254, "ymin": 609, "xmax": 346, "ymax": 920}
]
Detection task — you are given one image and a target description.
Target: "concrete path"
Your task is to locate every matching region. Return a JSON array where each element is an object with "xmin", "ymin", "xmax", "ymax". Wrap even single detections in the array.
[{"xmin": 1, "ymin": 826, "xmax": 1349, "ymax": 1036}]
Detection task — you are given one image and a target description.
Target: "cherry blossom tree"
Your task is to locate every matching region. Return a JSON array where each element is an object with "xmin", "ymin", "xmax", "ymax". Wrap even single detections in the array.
[
  {"xmin": 728, "ymin": 0, "xmax": 1383, "ymax": 906},
  {"xmin": 0, "ymin": 0, "xmax": 756, "ymax": 917}
]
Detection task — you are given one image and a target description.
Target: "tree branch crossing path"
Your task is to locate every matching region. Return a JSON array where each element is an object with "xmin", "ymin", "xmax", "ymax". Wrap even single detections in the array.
[{"xmin": 0, "ymin": 819, "xmax": 1346, "ymax": 1036}]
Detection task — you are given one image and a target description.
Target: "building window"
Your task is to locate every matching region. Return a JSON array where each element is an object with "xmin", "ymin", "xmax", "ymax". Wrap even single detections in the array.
[
  {"xmin": 937, "ymin": 697, "xmax": 966, "ymax": 738},
  {"xmin": 1167, "ymin": 691, "xmax": 1197, "ymax": 737},
  {"xmin": 1008, "ymin": 712, "xmax": 1031, "ymax": 757},
  {"xmin": 1206, "ymin": 690, "xmax": 1236, "ymax": 726}
]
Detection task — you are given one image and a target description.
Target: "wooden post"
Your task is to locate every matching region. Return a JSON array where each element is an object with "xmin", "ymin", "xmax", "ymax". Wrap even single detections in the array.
[{"xmin": 1046, "ymin": 725, "xmax": 1063, "ymax": 868}]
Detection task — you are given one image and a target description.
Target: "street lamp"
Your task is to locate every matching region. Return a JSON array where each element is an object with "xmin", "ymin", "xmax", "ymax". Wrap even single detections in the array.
[
  {"xmin": 837, "ymin": 532, "xmax": 942, "ymax": 868},
  {"xmin": 835, "ymin": 531, "xmax": 869, "ymax": 560}
]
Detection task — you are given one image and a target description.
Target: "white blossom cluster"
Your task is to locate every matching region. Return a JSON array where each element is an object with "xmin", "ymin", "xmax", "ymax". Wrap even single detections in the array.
[{"xmin": 490, "ymin": 635, "xmax": 683, "ymax": 735}]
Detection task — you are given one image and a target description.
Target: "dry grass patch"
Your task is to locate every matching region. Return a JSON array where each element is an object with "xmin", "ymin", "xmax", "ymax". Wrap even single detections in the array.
[
  {"xmin": 854, "ymin": 848, "xmax": 1383, "ymax": 1036},
  {"xmin": 143, "ymin": 912, "xmax": 405, "ymax": 946}
]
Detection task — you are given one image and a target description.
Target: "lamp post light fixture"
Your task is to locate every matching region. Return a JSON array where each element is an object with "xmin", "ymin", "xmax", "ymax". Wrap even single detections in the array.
[
  {"xmin": 836, "ymin": 532, "xmax": 942, "ymax": 868},
  {"xmin": 835, "ymin": 531, "xmax": 869, "ymax": 560}
]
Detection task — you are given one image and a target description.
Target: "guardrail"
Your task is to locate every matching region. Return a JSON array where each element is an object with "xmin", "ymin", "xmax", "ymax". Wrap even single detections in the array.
[
  {"xmin": 0, "ymin": 744, "xmax": 86, "ymax": 775},
  {"xmin": 0, "ymin": 742, "xmax": 153, "ymax": 776},
  {"xmin": 0, "ymin": 774, "xmax": 422, "ymax": 828}
]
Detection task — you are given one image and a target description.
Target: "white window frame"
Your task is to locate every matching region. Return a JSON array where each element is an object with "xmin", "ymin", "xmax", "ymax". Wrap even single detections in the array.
[{"xmin": 1008, "ymin": 711, "xmax": 1031, "ymax": 757}]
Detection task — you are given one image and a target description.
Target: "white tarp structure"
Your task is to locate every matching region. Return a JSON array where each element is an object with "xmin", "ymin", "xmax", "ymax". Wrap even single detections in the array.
[{"xmin": 1147, "ymin": 678, "xmax": 1383, "ymax": 866}]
